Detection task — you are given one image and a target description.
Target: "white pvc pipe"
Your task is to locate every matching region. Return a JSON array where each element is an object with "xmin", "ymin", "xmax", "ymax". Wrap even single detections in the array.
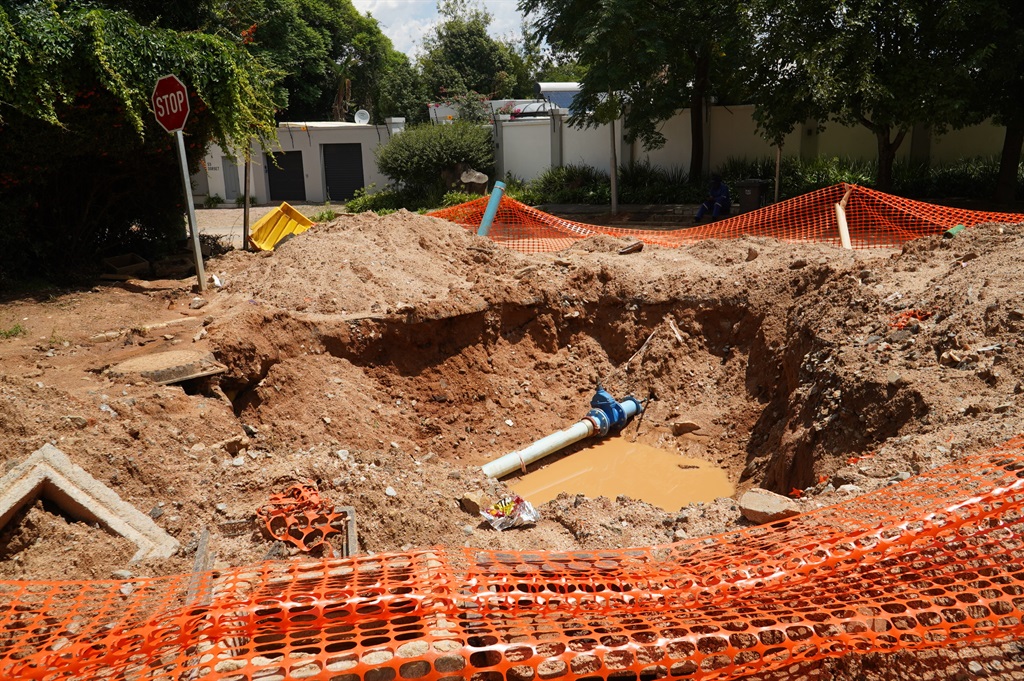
[{"xmin": 482, "ymin": 419, "xmax": 595, "ymax": 479}]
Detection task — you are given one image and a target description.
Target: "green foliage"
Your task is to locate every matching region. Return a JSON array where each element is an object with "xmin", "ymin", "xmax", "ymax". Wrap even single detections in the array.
[
  {"xmin": 521, "ymin": 0, "xmax": 745, "ymax": 180},
  {"xmin": 527, "ymin": 164, "xmax": 611, "ymax": 204},
  {"xmin": 374, "ymin": 51, "xmax": 427, "ymax": 123},
  {"xmin": 345, "ymin": 185, "xmax": 408, "ymax": 213},
  {"xmin": 374, "ymin": 122, "xmax": 495, "ymax": 198},
  {"xmin": 440, "ymin": 190, "xmax": 479, "ymax": 207},
  {"xmin": 0, "ymin": 323, "xmax": 26, "ymax": 339},
  {"xmin": 234, "ymin": 194, "xmax": 256, "ymax": 207},
  {"xmin": 217, "ymin": 0, "xmax": 417, "ymax": 122},
  {"xmin": 618, "ymin": 160, "xmax": 690, "ymax": 204},
  {"xmin": 438, "ymin": 90, "xmax": 490, "ymax": 123},
  {"xmin": 744, "ymin": 0, "xmax": 977, "ymax": 190},
  {"xmin": 904, "ymin": 156, "xmax": 1023, "ymax": 200},
  {"xmin": 501, "ymin": 173, "xmax": 542, "ymax": 205},
  {"xmin": 415, "ymin": 156, "xmax": 1022, "ymax": 209},
  {"xmin": 0, "ymin": 1, "xmax": 280, "ymax": 282},
  {"xmin": 313, "ymin": 203, "xmax": 339, "ymax": 221},
  {"xmin": 344, "ymin": 184, "xmax": 486, "ymax": 214},
  {"xmin": 204, "ymin": 194, "xmax": 223, "ymax": 208},
  {"xmin": 418, "ymin": 0, "xmax": 524, "ymax": 101},
  {"xmin": 712, "ymin": 155, "xmax": 1021, "ymax": 201}
]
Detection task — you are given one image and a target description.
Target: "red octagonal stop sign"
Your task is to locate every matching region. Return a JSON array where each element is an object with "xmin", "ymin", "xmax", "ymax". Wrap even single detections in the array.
[{"xmin": 152, "ymin": 74, "xmax": 190, "ymax": 133}]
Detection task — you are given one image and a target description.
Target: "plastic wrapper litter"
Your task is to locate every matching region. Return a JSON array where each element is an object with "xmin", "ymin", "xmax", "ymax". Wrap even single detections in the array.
[{"xmin": 480, "ymin": 495, "xmax": 540, "ymax": 530}]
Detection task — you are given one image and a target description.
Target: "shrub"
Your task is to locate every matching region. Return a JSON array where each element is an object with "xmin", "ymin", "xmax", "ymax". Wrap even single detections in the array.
[
  {"xmin": 203, "ymin": 194, "xmax": 223, "ymax": 209},
  {"xmin": 924, "ymin": 156, "xmax": 1002, "ymax": 199},
  {"xmin": 502, "ymin": 173, "xmax": 543, "ymax": 205},
  {"xmin": 346, "ymin": 185, "xmax": 411, "ymax": 214},
  {"xmin": 440, "ymin": 190, "xmax": 480, "ymax": 207},
  {"xmin": 618, "ymin": 160, "xmax": 689, "ymax": 204},
  {"xmin": 529, "ymin": 164, "xmax": 611, "ymax": 204},
  {"xmin": 312, "ymin": 203, "xmax": 338, "ymax": 222},
  {"xmin": 375, "ymin": 122, "xmax": 495, "ymax": 199}
]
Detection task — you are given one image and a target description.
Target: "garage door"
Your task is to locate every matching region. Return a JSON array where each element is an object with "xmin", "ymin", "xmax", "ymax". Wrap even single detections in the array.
[
  {"xmin": 322, "ymin": 143, "xmax": 364, "ymax": 202},
  {"xmin": 266, "ymin": 151, "xmax": 306, "ymax": 202},
  {"xmin": 222, "ymin": 156, "xmax": 240, "ymax": 202}
]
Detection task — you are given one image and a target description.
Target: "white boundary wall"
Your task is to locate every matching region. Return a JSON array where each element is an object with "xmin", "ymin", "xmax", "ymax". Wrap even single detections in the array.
[
  {"xmin": 498, "ymin": 118, "xmax": 551, "ymax": 181},
  {"xmin": 562, "ymin": 119, "xmax": 621, "ymax": 170},
  {"xmin": 193, "ymin": 107, "xmax": 1010, "ymax": 205},
  {"xmin": 501, "ymin": 105, "xmax": 1009, "ymax": 180}
]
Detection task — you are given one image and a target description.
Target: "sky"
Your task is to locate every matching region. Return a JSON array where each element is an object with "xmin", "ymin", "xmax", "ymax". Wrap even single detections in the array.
[{"xmin": 351, "ymin": 0, "xmax": 527, "ymax": 57}]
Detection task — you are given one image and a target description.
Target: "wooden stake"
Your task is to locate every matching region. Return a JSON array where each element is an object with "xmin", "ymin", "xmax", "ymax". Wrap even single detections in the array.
[{"xmin": 835, "ymin": 186, "xmax": 855, "ymax": 250}]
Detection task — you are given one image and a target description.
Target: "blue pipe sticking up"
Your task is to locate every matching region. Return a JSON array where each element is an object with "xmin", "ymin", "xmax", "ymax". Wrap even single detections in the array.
[{"xmin": 477, "ymin": 180, "xmax": 506, "ymax": 237}]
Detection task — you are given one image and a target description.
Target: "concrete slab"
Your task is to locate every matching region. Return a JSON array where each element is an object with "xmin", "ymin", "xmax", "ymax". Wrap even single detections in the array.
[
  {"xmin": 107, "ymin": 349, "xmax": 226, "ymax": 385},
  {"xmin": 0, "ymin": 444, "xmax": 179, "ymax": 561}
]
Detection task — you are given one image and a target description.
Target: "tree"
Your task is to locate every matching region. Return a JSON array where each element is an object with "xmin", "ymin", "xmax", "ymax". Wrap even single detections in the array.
[
  {"xmin": 0, "ymin": 0, "xmax": 279, "ymax": 278},
  {"xmin": 520, "ymin": 0, "xmax": 746, "ymax": 182},
  {"xmin": 374, "ymin": 50, "xmax": 429, "ymax": 123},
  {"xmin": 513, "ymin": 24, "xmax": 585, "ymax": 87},
  {"xmin": 745, "ymin": 0, "xmax": 970, "ymax": 192},
  {"xmin": 419, "ymin": 0, "xmax": 521, "ymax": 101},
  {"xmin": 215, "ymin": 0, "xmax": 416, "ymax": 122},
  {"xmin": 940, "ymin": 0, "xmax": 1024, "ymax": 203}
]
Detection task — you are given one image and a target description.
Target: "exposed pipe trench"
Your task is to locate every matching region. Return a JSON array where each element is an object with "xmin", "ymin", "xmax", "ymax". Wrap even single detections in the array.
[{"xmin": 482, "ymin": 386, "xmax": 644, "ymax": 478}]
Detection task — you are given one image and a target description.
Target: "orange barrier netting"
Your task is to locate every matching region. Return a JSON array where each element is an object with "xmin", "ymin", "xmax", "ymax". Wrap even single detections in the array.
[
  {"xmin": 257, "ymin": 482, "xmax": 349, "ymax": 552},
  {"xmin": 428, "ymin": 183, "xmax": 1024, "ymax": 253},
  {"xmin": 4, "ymin": 434, "xmax": 1024, "ymax": 680}
]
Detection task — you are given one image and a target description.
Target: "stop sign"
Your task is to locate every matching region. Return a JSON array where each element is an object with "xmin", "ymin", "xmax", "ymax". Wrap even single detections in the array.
[{"xmin": 152, "ymin": 74, "xmax": 190, "ymax": 133}]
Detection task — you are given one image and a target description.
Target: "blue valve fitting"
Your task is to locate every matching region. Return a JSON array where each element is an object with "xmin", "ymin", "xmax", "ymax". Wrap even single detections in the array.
[{"xmin": 586, "ymin": 387, "xmax": 643, "ymax": 436}]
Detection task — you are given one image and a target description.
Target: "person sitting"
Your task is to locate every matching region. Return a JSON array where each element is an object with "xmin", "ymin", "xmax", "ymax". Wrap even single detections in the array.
[{"xmin": 694, "ymin": 174, "xmax": 731, "ymax": 223}]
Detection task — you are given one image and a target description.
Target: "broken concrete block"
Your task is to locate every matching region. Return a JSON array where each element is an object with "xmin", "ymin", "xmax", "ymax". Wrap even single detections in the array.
[
  {"xmin": 0, "ymin": 444, "xmax": 179, "ymax": 561},
  {"xmin": 739, "ymin": 488, "xmax": 800, "ymax": 524},
  {"xmin": 671, "ymin": 421, "xmax": 702, "ymax": 436},
  {"xmin": 460, "ymin": 491, "xmax": 490, "ymax": 516}
]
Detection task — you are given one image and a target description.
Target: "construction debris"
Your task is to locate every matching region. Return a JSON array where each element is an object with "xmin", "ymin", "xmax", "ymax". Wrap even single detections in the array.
[
  {"xmin": 256, "ymin": 482, "xmax": 357, "ymax": 555},
  {"xmin": 739, "ymin": 488, "xmax": 801, "ymax": 524},
  {"xmin": 106, "ymin": 349, "xmax": 226, "ymax": 385},
  {"xmin": 0, "ymin": 444, "xmax": 178, "ymax": 561}
]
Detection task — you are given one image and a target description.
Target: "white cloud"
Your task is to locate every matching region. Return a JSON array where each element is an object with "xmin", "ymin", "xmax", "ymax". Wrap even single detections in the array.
[{"xmin": 352, "ymin": 0, "xmax": 528, "ymax": 56}]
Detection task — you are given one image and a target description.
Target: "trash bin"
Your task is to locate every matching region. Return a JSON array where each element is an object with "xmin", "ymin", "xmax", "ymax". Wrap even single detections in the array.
[{"xmin": 734, "ymin": 179, "xmax": 771, "ymax": 213}]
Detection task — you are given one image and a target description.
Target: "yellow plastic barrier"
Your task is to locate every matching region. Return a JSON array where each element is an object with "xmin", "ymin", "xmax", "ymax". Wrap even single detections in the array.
[{"xmin": 248, "ymin": 202, "xmax": 314, "ymax": 251}]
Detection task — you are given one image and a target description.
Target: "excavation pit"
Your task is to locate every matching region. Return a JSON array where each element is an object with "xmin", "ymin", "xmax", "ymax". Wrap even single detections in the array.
[
  {"xmin": 189, "ymin": 213, "xmax": 1022, "ymax": 559},
  {"xmin": 0, "ymin": 205, "xmax": 1023, "ymax": 681}
]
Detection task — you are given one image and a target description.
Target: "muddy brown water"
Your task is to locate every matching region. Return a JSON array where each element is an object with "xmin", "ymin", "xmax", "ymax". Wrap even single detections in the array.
[{"xmin": 512, "ymin": 437, "xmax": 734, "ymax": 511}]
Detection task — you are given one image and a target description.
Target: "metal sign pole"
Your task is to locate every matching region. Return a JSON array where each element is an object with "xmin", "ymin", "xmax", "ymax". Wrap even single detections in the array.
[
  {"xmin": 243, "ymin": 150, "xmax": 252, "ymax": 250},
  {"xmin": 174, "ymin": 129, "xmax": 207, "ymax": 292}
]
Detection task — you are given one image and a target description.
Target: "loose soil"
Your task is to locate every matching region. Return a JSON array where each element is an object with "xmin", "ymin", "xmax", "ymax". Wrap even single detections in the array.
[{"xmin": 1, "ymin": 209, "xmax": 1023, "ymax": 679}]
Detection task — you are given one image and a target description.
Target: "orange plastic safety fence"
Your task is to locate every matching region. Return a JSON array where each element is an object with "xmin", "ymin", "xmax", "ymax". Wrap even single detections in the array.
[
  {"xmin": 4, "ymin": 435, "xmax": 1024, "ymax": 680},
  {"xmin": 256, "ymin": 482, "xmax": 348, "ymax": 551},
  {"xmin": 428, "ymin": 184, "xmax": 1024, "ymax": 253}
]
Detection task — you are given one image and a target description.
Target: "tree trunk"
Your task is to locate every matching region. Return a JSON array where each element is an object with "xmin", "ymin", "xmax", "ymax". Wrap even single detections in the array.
[
  {"xmin": 995, "ymin": 119, "xmax": 1024, "ymax": 204},
  {"xmin": 874, "ymin": 127, "xmax": 906, "ymax": 193},
  {"xmin": 688, "ymin": 54, "xmax": 710, "ymax": 184}
]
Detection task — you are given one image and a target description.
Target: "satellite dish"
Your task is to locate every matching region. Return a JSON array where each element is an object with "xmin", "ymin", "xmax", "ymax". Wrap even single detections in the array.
[{"xmin": 354, "ymin": 109, "xmax": 370, "ymax": 125}]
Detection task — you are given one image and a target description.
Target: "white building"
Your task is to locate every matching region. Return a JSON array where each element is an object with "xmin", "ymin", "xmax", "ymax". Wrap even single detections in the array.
[{"xmin": 194, "ymin": 118, "xmax": 405, "ymax": 206}]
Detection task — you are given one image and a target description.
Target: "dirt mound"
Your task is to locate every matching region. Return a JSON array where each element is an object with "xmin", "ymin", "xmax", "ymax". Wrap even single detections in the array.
[{"xmin": 0, "ymin": 210, "xmax": 1023, "ymax": 677}]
